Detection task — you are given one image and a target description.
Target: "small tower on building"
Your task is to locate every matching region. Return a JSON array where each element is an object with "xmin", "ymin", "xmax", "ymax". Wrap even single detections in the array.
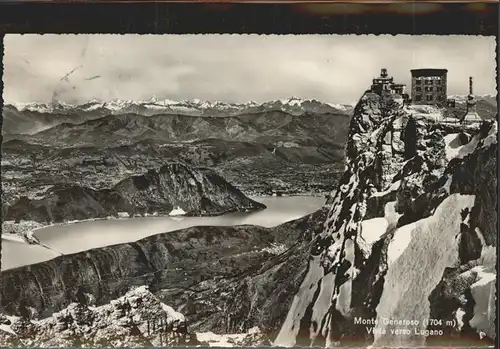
[
  {"xmin": 370, "ymin": 68, "xmax": 408, "ymax": 103},
  {"xmin": 467, "ymin": 77, "xmax": 477, "ymax": 113},
  {"xmin": 370, "ymin": 68, "xmax": 394, "ymax": 94}
]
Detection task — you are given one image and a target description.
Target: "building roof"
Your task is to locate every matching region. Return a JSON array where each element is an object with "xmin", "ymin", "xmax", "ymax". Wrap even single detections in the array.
[{"xmin": 411, "ymin": 68, "xmax": 448, "ymax": 77}]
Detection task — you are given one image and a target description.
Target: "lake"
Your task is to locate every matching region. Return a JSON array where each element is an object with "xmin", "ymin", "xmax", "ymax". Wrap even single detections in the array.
[{"xmin": 1, "ymin": 196, "xmax": 326, "ymax": 271}]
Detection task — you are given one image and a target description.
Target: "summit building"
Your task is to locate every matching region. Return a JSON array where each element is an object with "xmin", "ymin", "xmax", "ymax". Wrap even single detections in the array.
[{"xmin": 410, "ymin": 68, "xmax": 448, "ymax": 107}]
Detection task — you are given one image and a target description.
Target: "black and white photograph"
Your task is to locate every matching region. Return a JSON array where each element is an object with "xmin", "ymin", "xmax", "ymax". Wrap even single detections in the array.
[{"xmin": 0, "ymin": 33, "xmax": 497, "ymax": 347}]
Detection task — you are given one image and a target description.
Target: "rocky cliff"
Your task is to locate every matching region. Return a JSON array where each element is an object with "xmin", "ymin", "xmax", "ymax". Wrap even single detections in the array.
[
  {"xmin": 0, "ymin": 283, "xmax": 273, "ymax": 347},
  {"xmin": 113, "ymin": 162, "xmax": 265, "ymax": 216},
  {"xmin": 273, "ymin": 92, "xmax": 497, "ymax": 347},
  {"xmin": 3, "ymin": 162, "xmax": 265, "ymax": 223}
]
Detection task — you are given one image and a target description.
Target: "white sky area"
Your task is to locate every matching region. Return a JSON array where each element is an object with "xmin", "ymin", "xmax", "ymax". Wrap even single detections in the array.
[{"xmin": 3, "ymin": 34, "xmax": 497, "ymax": 105}]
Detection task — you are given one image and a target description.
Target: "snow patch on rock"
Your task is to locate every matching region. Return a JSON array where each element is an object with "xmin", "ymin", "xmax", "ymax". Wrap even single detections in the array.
[
  {"xmin": 274, "ymin": 256, "xmax": 324, "ymax": 347},
  {"xmin": 371, "ymin": 180, "xmax": 401, "ymax": 198},
  {"xmin": 446, "ymin": 133, "xmax": 481, "ymax": 161},
  {"xmin": 386, "ymin": 221, "xmax": 418, "ymax": 265},
  {"xmin": 443, "ymin": 133, "xmax": 462, "ymax": 161},
  {"xmin": 335, "ymin": 238, "xmax": 355, "ymax": 316},
  {"xmin": 360, "ymin": 218, "xmax": 389, "ymax": 244},
  {"xmin": 169, "ymin": 206, "xmax": 187, "ymax": 216},
  {"xmin": 373, "ymin": 194, "xmax": 476, "ymax": 347},
  {"xmin": 469, "ymin": 245, "xmax": 496, "ymax": 340},
  {"xmin": 196, "ymin": 326, "xmax": 268, "ymax": 347},
  {"xmin": 262, "ymin": 243, "xmax": 288, "ymax": 255}
]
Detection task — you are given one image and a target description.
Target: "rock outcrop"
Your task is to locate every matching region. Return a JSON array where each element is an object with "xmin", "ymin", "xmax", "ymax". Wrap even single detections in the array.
[
  {"xmin": 0, "ymin": 286, "xmax": 196, "ymax": 347},
  {"xmin": 3, "ymin": 162, "xmax": 265, "ymax": 223},
  {"xmin": 274, "ymin": 92, "xmax": 497, "ymax": 347}
]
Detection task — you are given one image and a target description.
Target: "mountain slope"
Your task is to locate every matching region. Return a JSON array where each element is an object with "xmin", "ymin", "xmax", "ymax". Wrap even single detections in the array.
[
  {"xmin": 10, "ymin": 110, "xmax": 350, "ymax": 148},
  {"xmin": 3, "ymin": 162, "xmax": 265, "ymax": 223},
  {"xmin": 3, "ymin": 97, "xmax": 354, "ymax": 136},
  {"xmin": 272, "ymin": 92, "xmax": 497, "ymax": 347},
  {"xmin": 2, "ymin": 104, "xmax": 106, "ymax": 136},
  {"xmin": 0, "ymin": 206, "xmax": 328, "ymax": 341},
  {"xmin": 1, "ymin": 137, "xmax": 344, "ymax": 204},
  {"xmin": 0, "ymin": 283, "xmax": 272, "ymax": 348}
]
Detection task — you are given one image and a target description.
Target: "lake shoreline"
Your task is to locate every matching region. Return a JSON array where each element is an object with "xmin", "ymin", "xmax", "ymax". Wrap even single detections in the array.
[
  {"xmin": 2, "ymin": 196, "xmax": 326, "ymax": 271},
  {"xmin": 3, "ymin": 193, "xmax": 328, "ymax": 241}
]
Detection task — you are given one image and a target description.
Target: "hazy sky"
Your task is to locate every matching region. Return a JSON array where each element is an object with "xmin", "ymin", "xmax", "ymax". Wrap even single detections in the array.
[{"xmin": 3, "ymin": 34, "xmax": 497, "ymax": 105}]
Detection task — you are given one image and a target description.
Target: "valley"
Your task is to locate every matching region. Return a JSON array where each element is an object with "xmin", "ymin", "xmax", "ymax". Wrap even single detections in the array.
[
  {"xmin": 2, "ymin": 100, "xmax": 351, "ymax": 210},
  {"xmin": 0, "ymin": 96, "xmax": 351, "ymax": 346}
]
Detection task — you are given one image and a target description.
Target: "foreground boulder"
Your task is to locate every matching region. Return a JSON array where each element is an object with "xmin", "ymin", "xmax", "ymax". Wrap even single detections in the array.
[
  {"xmin": 0, "ymin": 286, "xmax": 196, "ymax": 347},
  {"xmin": 0, "ymin": 285, "xmax": 275, "ymax": 348}
]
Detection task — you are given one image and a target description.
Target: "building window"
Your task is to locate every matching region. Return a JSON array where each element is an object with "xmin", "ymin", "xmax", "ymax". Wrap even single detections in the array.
[
  {"xmin": 425, "ymin": 80, "xmax": 432, "ymax": 85},
  {"xmin": 436, "ymin": 87, "xmax": 442, "ymax": 92},
  {"xmin": 426, "ymin": 95, "xmax": 433, "ymax": 101},
  {"xmin": 436, "ymin": 79, "xmax": 441, "ymax": 85},
  {"xmin": 416, "ymin": 86, "xmax": 422, "ymax": 92},
  {"xmin": 415, "ymin": 95, "xmax": 422, "ymax": 102},
  {"xmin": 416, "ymin": 80, "xmax": 421, "ymax": 85}
]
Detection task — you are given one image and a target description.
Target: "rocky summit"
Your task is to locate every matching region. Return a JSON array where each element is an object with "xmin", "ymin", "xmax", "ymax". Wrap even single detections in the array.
[
  {"xmin": 3, "ymin": 162, "xmax": 265, "ymax": 224},
  {"xmin": 274, "ymin": 92, "xmax": 497, "ymax": 347}
]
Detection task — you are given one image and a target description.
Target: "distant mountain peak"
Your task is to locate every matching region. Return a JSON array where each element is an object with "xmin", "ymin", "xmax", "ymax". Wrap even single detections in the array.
[
  {"xmin": 8, "ymin": 96, "xmax": 355, "ymax": 118},
  {"xmin": 280, "ymin": 96, "xmax": 303, "ymax": 104},
  {"xmin": 447, "ymin": 94, "xmax": 497, "ymax": 102}
]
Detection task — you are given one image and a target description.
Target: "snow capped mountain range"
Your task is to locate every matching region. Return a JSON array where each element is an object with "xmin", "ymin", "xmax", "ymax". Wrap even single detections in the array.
[
  {"xmin": 9, "ymin": 97, "xmax": 355, "ymax": 117},
  {"xmin": 10, "ymin": 94, "xmax": 495, "ymax": 118},
  {"xmin": 448, "ymin": 94, "xmax": 497, "ymax": 104}
]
